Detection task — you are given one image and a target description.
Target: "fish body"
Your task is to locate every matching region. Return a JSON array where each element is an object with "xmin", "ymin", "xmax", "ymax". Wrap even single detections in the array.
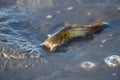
[{"xmin": 40, "ymin": 22, "xmax": 109, "ymax": 51}]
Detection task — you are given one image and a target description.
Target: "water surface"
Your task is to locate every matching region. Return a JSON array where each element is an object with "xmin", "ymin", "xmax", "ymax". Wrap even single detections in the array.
[{"xmin": 0, "ymin": 0, "xmax": 120, "ymax": 80}]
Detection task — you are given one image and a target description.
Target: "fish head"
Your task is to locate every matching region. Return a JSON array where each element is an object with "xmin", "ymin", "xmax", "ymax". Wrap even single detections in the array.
[
  {"xmin": 40, "ymin": 40, "xmax": 58, "ymax": 51},
  {"xmin": 40, "ymin": 26, "xmax": 74, "ymax": 51},
  {"xmin": 40, "ymin": 32, "xmax": 63, "ymax": 51}
]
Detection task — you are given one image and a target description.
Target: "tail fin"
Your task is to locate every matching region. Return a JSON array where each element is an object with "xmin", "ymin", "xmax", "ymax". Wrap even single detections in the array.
[
  {"xmin": 92, "ymin": 22, "xmax": 109, "ymax": 29},
  {"xmin": 83, "ymin": 22, "xmax": 109, "ymax": 35}
]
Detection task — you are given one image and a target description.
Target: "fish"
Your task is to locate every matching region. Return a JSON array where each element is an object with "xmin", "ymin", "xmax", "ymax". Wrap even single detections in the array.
[{"xmin": 40, "ymin": 22, "xmax": 109, "ymax": 51}]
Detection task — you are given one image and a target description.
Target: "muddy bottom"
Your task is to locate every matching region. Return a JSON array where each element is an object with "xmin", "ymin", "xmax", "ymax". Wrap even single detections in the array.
[{"xmin": 0, "ymin": 0, "xmax": 120, "ymax": 80}]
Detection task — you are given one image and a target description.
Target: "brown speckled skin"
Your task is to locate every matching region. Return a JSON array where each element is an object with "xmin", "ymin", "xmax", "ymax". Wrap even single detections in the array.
[{"xmin": 41, "ymin": 22, "xmax": 108, "ymax": 51}]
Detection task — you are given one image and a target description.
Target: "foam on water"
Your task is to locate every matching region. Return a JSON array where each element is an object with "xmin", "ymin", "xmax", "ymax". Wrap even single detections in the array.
[
  {"xmin": 104, "ymin": 55, "xmax": 120, "ymax": 67},
  {"xmin": 80, "ymin": 61, "xmax": 96, "ymax": 70},
  {"xmin": 78, "ymin": 55, "xmax": 120, "ymax": 71}
]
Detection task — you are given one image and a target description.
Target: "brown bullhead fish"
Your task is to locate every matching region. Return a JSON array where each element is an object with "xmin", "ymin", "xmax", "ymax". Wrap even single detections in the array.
[{"xmin": 40, "ymin": 22, "xmax": 109, "ymax": 51}]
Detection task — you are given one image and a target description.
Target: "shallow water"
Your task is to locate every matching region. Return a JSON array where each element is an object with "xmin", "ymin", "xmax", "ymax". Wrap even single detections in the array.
[{"xmin": 0, "ymin": 0, "xmax": 120, "ymax": 80}]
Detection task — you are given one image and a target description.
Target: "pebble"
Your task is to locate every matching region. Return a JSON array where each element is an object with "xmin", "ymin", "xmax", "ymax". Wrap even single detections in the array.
[
  {"xmin": 46, "ymin": 15, "xmax": 53, "ymax": 19},
  {"xmin": 67, "ymin": 7, "xmax": 74, "ymax": 11},
  {"xmin": 104, "ymin": 55, "xmax": 120, "ymax": 67}
]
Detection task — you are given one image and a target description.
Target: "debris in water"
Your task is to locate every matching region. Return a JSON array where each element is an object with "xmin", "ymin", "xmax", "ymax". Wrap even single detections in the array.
[
  {"xmin": 101, "ymin": 39, "xmax": 107, "ymax": 43},
  {"xmin": 67, "ymin": 7, "xmax": 74, "ymax": 11},
  {"xmin": 46, "ymin": 15, "xmax": 53, "ymax": 19},
  {"xmin": 41, "ymin": 22, "xmax": 109, "ymax": 51},
  {"xmin": 2, "ymin": 53, "xmax": 9, "ymax": 59},
  {"xmin": 104, "ymin": 55, "xmax": 120, "ymax": 67},
  {"xmin": 1, "ymin": 53, "xmax": 26, "ymax": 59},
  {"xmin": 25, "ymin": 65, "xmax": 28, "ymax": 68},
  {"xmin": 1, "ymin": 52, "xmax": 41, "ymax": 59}
]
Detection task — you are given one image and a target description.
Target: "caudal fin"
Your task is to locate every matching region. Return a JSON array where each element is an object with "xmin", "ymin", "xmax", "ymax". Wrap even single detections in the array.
[{"xmin": 93, "ymin": 22, "xmax": 109, "ymax": 29}]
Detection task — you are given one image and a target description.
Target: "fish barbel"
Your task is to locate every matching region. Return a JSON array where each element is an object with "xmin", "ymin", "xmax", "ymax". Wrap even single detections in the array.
[{"xmin": 40, "ymin": 22, "xmax": 109, "ymax": 51}]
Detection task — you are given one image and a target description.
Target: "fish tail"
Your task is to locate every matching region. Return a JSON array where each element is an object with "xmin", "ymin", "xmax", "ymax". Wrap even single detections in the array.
[
  {"xmin": 67, "ymin": 22, "xmax": 109, "ymax": 38},
  {"xmin": 84, "ymin": 22, "xmax": 109, "ymax": 33},
  {"xmin": 92, "ymin": 22, "xmax": 109, "ymax": 29}
]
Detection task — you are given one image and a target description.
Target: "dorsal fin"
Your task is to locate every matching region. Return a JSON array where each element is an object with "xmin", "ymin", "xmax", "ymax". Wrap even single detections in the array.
[
  {"xmin": 84, "ymin": 22, "xmax": 109, "ymax": 28},
  {"xmin": 64, "ymin": 22, "xmax": 80, "ymax": 27}
]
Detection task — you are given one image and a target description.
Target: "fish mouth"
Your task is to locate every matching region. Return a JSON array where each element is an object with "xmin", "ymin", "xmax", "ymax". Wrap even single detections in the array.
[{"xmin": 40, "ymin": 41, "xmax": 57, "ymax": 51}]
